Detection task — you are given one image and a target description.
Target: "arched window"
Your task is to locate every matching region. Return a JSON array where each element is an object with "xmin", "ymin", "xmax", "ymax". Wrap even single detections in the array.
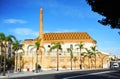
[
  {"xmin": 48, "ymin": 45, "xmax": 50, "ymax": 48},
  {"xmin": 70, "ymin": 44, "xmax": 73, "ymax": 49}
]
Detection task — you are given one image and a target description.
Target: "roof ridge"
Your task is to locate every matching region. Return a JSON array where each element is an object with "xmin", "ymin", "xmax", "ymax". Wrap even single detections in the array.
[{"xmin": 44, "ymin": 32, "xmax": 87, "ymax": 34}]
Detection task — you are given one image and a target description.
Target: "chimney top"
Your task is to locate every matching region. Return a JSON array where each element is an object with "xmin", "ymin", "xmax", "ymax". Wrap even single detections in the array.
[{"xmin": 40, "ymin": 8, "xmax": 42, "ymax": 10}]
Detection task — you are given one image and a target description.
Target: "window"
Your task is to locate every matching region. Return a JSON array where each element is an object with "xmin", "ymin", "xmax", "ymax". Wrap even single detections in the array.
[
  {"xmin": 70, "ymin": 44, "xmax": 73, "ymax": 49},
  {"xmin": 48, "ymin": 45, "xmax": 50, "ymax": 48}
]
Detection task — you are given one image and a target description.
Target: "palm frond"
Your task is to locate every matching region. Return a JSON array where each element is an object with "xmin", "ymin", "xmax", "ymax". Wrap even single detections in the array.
[
  {"xmin": 8, "ymin": 35, "xmax": 17, "ymax": 42},
  {"xmin": 67, "ymin": 48, "xmax": 73, "ymax": 58}
]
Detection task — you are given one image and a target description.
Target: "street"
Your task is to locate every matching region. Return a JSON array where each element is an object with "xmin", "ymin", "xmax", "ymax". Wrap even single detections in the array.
[{"xmin": 1, "ymin": 69, "xmax": 120, "ymax": 79}]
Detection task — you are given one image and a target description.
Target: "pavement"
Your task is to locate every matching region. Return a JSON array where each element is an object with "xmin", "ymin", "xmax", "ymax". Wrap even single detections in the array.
[
  {"xmin": 0, "ymin": 69, "xmax": 85, "ymax": 79},
  {"xmin": 0, "ymin": 68, "xmax": 111, "ymax": 79}
]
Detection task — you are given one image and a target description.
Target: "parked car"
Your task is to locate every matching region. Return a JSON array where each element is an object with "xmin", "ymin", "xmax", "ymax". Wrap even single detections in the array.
[{"xmin": 112, "ymin": 63, "xmax": 119, "ymax": 68}]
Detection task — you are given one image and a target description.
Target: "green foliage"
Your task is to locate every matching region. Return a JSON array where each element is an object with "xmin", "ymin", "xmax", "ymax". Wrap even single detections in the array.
[
  {"xmin": 12, "ymin": 40, "xmax": 24, "ymax": 52},
  {"xmin": 49, "ymin": 42, "xmax": 63, "ymax": 52},
  {"xmin": 86, "ymin": 0, "xmax": 120, "ymax": 29},
  {"xmin": 90, "ymin": 45, "xmax": 98, "ymax": 55},
  {"xmin": 84, "ymin": 48, "xmax": 93, "ymax": 58},
  {"xmin": 0, "ymin": 55, "xmax": 15, "ymax": 71},
  {"xmin": 67, "ymin": 48, "xmax": 73, "ymax": 59},
  {"xmin": 28, "ymin": 39, "xmax": 44, "ymax": 51},
  {"xmin": 0, "ymin": 32, "xmax": 16, "ymax": 44},
  {"xmin": 0, "ymin": 32, "xmax": 17, "ymax": 72},
  {"xmin": 75, "ymin": 42, "xmax": 84, "ymax": 50},
  {"xmin": 6, "ymin": 57, "xmax": 15, "ymax": 70}
]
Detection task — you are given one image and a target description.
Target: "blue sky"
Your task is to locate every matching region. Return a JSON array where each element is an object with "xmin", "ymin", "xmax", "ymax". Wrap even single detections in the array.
[{"xmin": 0, "ymin": 0, "xmax": 120, "ymax": 55}]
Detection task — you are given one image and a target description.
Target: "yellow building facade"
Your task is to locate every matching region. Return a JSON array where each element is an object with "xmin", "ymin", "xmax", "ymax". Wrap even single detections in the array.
[{"xmin": 16, "ymin": 8, "xmax": 110, "ymax": 71}]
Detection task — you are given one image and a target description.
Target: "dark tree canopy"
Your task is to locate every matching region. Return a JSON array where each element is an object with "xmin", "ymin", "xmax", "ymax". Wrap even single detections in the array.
[{"xmin": 86, "ymin": 0, "xmax": 120, "ymax": 29}]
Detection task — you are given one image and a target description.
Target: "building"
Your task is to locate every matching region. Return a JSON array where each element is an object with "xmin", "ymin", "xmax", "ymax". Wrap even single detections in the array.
[{"xmin": 16, "ymin": 8, "xmax": 110, "ymax": 71}]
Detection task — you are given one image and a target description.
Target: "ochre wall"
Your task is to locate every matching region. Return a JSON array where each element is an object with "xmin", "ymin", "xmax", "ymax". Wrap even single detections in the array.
[{"xmin": 15, "ymin": 53, "xmax": 109, "ymax": 71}]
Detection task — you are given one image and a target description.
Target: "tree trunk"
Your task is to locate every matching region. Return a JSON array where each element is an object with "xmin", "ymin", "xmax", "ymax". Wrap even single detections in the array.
[
  {"xmin": 71, "ymin": 58, "xmax": 72, "ymax": 70},
  {"xmin": 3, "ymin": 47, "xmax": 6, "ymax": 76},
  {"xmin": 57, "ymin": 49, "xmax": 59, "ymax": 71},
  {"xmin": 88, "ymin": 57, "xmax": 90, "ymax": 69},
  {"xmin": 36, "ymin": 50, "xmax": 38, "ymax": 73},
  {"xmin": 95, "ymin": 54, "xmax": 96, "ymax": 69},
  {"xmin": 15, "ymin": 53, "xmax": 18, "ymax": 72},
  {"xmin": 32, "ymin": 53, "xmax": 33, "ymax": 70},
  {"xmin": 80, "ymin": 49, "xmax": 82, "ymax": 69},
  {"xmin": 0, "ymin": 45, "xmax": 2, "ymax": 73}
]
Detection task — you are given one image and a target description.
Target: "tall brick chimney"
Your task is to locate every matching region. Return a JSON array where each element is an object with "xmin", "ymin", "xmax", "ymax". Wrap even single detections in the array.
[{"xmin": 39, "ymin": 8, "xmax": 43, "ymax": 39}]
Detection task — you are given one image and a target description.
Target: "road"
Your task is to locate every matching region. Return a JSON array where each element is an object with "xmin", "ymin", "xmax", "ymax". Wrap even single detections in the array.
[{"xmin": 1, "ymin": 69, "xmax": 120, "ymax": 79}]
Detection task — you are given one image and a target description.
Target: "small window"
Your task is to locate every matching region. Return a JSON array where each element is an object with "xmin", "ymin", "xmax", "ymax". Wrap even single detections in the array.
[
  {"xmin": 48, "ymin": 45, "xmax": 50, "ymax": 48},
  {"xmin": 70, "ymin": 44, "xmax": 73, "ymax": 49}
]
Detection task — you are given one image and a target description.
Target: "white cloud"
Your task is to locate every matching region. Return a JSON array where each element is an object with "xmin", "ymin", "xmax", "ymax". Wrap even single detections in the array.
[
  {"xmin": 12, "ymin": 28, "xmax": 38, "ymax": 36},
  {"xmin": 4, "ymin": 19, "xmax": 27, "ymax": 24}
]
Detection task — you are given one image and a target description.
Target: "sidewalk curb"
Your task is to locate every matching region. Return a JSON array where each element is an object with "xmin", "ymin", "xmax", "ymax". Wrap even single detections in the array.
[{"xmin": 0, "ymin": 68, "xmax": 110, "ymax": 79}]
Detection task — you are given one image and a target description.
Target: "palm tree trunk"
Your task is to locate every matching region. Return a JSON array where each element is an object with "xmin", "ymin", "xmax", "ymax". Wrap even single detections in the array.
[
  {"xmin": 71, "ymin": 58, "xmax": 72, "ymax": 70},
  {"xmin": 3, "ymin": 47, "xmax": 6, "ymax": 76},
  {"xmin": 88, "ymin": 57, "xmax": 90, "ymax": 69},
  {"xmin": 95, "ymin": 54, "xmax": 96, "ymax": 69},
  {"xmin": 20, "ymin": 54, "xmax": 22, "ymax": 72},
  {"xmin": 0, "ymin": 56, "xmax": 1, "ymax": 73},
  {"xmin": 0, "ymin": 45, "xmax": 2, "ymax": 73},
  {"xmin": 80, "ymin": 49, "xmax": 82, "ymax": 69},
  {"xmin": 36, "ymin": 50, "xmax": 38, "ymax": 73},
  {"xmin": 75, "ymin": 62, "xmax": 76, "ymax": 69},
  {"xmin": 102, "ymin": 58, "xmax": 103, "ymax": 68},
  {"xmin": 32, "ymin": 53, "xmax": 33, "ymax": 70},
  {"xmin": 3, "ymin": 53, "xmax": 6, "ymax": 76},
  {"xmin": 41, "ymin": 50, "xmax": 42, "ymax": 65},
  {"xmin": 15, "ymin": 54, "xmax": 18, "ymax": 72},
  {"xmin": 20, "ymin": 57, "xmax": 21, "ymax": 72},
  {"xmin": 90, "ymin": 57, "xmax": 92, "ymax": 69},
  {"xmin": 57, "ymin": 49, "xmax": 59, "ymax": 71}
]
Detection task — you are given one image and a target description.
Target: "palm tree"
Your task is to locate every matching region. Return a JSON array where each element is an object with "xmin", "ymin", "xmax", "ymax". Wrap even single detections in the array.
[
  {"xmin": 0, "ymin": 32, "xmax": 16, "ymax": 76},
  {"xmin": 75, "ymin": 42, "xmax": 84, "ymax": 69},
  {"xmin": 90, "ymin": 45, "xmax": 98, "ymax": 68},
  {"xmin": 84, "ymin": 48, "xmax": 93, "ymax": 69},
  {"xmin": 27, "ymin": 38, "xmax": 44, "ymax": 73},
  {"xmin": 49, "ymin": 42, "xmax": 63, "ymax": 71},
  {"xmin": 12, "ymin": 40, "xmax": 24, "ymax": 72},
  {"xmin": 67, "ymin": 48, "xmax": 73, "ymax": 70}
]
